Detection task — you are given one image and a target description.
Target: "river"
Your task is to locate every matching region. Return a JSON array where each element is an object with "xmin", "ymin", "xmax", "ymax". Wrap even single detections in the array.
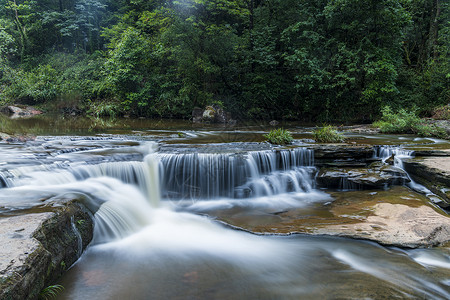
[{"xmin": 0, "ymin": 115, "xmax": 449, "ymax": 299}]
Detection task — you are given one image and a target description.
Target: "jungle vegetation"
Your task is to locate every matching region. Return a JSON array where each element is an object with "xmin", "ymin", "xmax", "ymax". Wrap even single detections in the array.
[{"xmin": 0, "ymin": 0, "xmax": 448, "ymax": 122}]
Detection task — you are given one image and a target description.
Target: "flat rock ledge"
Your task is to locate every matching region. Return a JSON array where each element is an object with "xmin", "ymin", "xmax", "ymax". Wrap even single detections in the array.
[
  {"xmin": 315, "ymin": 203, "xmax": 450, "ymax": 248},
  {"xmin": 0, "ymin": 202, "xmax": 93, "ymax": 300},
  {"xmin": 214, "ymin": 187, "xmax": 450, "ymax": 248}
]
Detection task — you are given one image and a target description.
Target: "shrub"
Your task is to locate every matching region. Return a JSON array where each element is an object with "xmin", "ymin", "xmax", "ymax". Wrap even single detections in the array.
[
  {"xmin": 313, "ymin": 125, "xmax": 345, "ymax": 143},
  {"xmin": 87, "ymin": 100, "xmax": 121, "ymax": 118},
  {"xmin": 264, "ymin": 128, "xmax": 293, "ymax": 145},
  {"xmin": 373, "ymin": 106, "xmax": 421, "ymax": 133},
  {"xmin": 373, "ymin": 106, "xmax": 448, "ymax": 138}
]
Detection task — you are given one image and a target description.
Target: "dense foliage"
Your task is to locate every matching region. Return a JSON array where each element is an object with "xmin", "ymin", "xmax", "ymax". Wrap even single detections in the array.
[{"xmin": 0, "ymin": 0, "xmax": 448, "ymax": 121}]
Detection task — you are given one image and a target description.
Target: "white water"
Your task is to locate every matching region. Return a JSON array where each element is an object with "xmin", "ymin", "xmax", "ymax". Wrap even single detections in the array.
[
  {"xmin": 158, "ymin": 148, "xmax": 316, "ymax": 199},
  {"xmin": 375, "ymin": 145, "xmax": 450, "ymax": 207}
]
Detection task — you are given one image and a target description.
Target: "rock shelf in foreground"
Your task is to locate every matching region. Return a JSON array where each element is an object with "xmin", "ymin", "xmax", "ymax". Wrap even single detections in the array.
[{"xmin": 0, "ymin": 202, "xmax": 93, "ymax": 300}]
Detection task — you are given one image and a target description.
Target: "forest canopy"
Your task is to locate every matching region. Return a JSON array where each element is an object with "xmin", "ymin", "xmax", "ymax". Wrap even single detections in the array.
[{"xmin": 0, "ymin": 0, "xmax": 448, "ymax": 121}]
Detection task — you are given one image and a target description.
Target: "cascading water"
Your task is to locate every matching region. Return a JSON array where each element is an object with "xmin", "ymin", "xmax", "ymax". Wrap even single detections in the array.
[
  {"xmin": 374, "ymin": 145, "xmax": 415, "ymax": 169},
  {"xmin": 158, "ymin": 148, "xmax": 315, "ymax": 199},
  {"xmin": 374, "ymin": 145, "xmax": 449, "ymax": 208}
]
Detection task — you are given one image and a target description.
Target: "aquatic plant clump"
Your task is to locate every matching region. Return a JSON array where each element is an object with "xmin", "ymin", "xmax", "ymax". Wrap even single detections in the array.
[
  {"xmin": 313, "ymin": 125, "xmax": 345, "ymax": 143},
  {"xmin": 264, "ymin": 128, "xmax": 294, "ymax": 145}
]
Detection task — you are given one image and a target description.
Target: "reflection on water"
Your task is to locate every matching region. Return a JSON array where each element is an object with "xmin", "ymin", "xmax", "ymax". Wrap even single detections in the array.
[{"xmin": 3, "ymin": 113, "xmax": 450, "ymax": 146}]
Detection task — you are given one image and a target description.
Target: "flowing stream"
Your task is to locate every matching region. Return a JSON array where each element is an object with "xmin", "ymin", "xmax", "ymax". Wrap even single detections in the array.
[{"xmin": 0, "ymin": 123, "xmax": 449, "ymax": 299}]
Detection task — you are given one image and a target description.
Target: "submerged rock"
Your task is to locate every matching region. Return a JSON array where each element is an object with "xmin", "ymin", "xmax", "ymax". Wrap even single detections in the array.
[{"xmin": 0, "ymin": 202, "xmax": 93, "ymax": 300}]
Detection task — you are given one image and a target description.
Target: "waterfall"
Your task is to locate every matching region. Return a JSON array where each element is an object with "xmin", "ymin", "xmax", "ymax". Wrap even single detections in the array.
[
  {"xmin": 157, "ymin": 148, "xmax": 315, "ymax": 199},
  {"xmin": 374, "ymin": 145, "xmax": 415, "ymax": 168},
  {"xmin": 374, "ymin": 145, "xmax": 446, "ymax": 207}
]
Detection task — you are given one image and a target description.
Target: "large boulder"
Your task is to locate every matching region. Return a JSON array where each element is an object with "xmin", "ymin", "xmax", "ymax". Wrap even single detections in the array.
[
  {"xmin": 191, "ymin": 105, "xmax": 234, "ymax": 124},
  {"xmin": 202, "ymin": 105, "xmax": 216, "ymax": 121}
]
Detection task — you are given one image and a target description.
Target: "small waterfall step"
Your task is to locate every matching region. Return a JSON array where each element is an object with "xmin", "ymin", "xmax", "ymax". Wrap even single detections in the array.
[{"xmin": 158, "ymin": 148, "xmax": 315, "ymax": 200}]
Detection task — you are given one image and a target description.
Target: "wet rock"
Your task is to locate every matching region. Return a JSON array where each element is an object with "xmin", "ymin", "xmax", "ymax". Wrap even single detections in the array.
[
  {"xmin": 403, "ymin": 157, "xmax": 450, "ymax": 209},
  {"xmin": 312, "ymin": 145, "xmax": 373, "ymax": 160},
  {"xmin": 342, "ymin": 125, "xmax": 381, "ymax": 134},
  {"xmin": 0, "ymin": 133, "xmax": 35, "ymax": 143},
  {"xmin": 316, "ymin": 203, "xmax": 450, "ymax": 248},
  {"xmin": 410, "ymin": 149, "xmax": 450, "ymax": 157},
  {"xmin": 202, "ymin": 106, "xmax": 216, "ymax": 121},
  {"xmin": 0, "ymin": 202, "xmax": 93, "ymax": 300},
  {"xmin": 317, "ymin": 165, "xmax": 410, "ymax": 189},
  {"xmin": 385, "ymin": 154, "xmax": 395, "ymax": 165},
  {"xmin": 0, "ymin": 132, "xmax": 11, "ymax": 141},
  {"xmin": 213, "ymin": 186, "xmax": 450, "ymax": 248}
]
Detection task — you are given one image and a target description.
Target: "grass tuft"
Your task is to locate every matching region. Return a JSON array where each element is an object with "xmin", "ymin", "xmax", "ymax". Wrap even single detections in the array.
[
  {"xmin": 313, "ymin": 125, "xmax": 345, "ymax": 143},
  {"xmin": 264, "ymin": 128, "xmax": 293, "ymax": 145}
]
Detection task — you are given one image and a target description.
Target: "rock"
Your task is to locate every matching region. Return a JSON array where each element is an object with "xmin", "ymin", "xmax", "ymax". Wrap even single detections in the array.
[
  {"xmin": 0, "ymin": 133, "xmax": 35, "ymax": 143},
  {"xmin": 202, "ymin": 106, "xmax": 216, "ymax": 121},
  {"xmin": 4, "ymin": 105, "xmax": 43, "ymax": 119},
  {"xmin": 342, "ymin": 124, "xmax": 381, "ymax": 134},
  {"xmin": 316, "ymin": 203, "xmax": 450, "ymax": 248},
  {"xmin": 215, "ymin": 107, "xmax": 229, "ymax": 123},
  {"xmin": 410, "ymin": 149, "xmax": 450, "ymax": 157},
  {"xmin": 312, "ymin": 145, "xmax": 373, "ymax": 160},
  {"xmin": 317, "ymin": 165, "xmax": 410, "ymax": 189},
  {"xmin": 213, "ymin": 186, "xmax": 450, "ymax": 248},
  {"xmin": 0, "ymin": 201, "xmax": 93, "ymax": 300},
  {"xmin": 403, "ymin": 157, "xmax": 450, "ymax": 209},
  {"xmin": 269, "ymin": 120, "xmax": 279, "ymax": 126},
  {"xmin": 0, "ymin": 132, "xmax": 11, "ymax": 141},
  {"xmin": 192, "ymin": 107, "xmax": 203, "ymax": 123},
  {"xmin": 192, "ymin": 105, "xmax": 233, "ymax": 124},
  {"xmin": 385, "ymin": 154, "xmax": 395, "ymax": 165}
]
